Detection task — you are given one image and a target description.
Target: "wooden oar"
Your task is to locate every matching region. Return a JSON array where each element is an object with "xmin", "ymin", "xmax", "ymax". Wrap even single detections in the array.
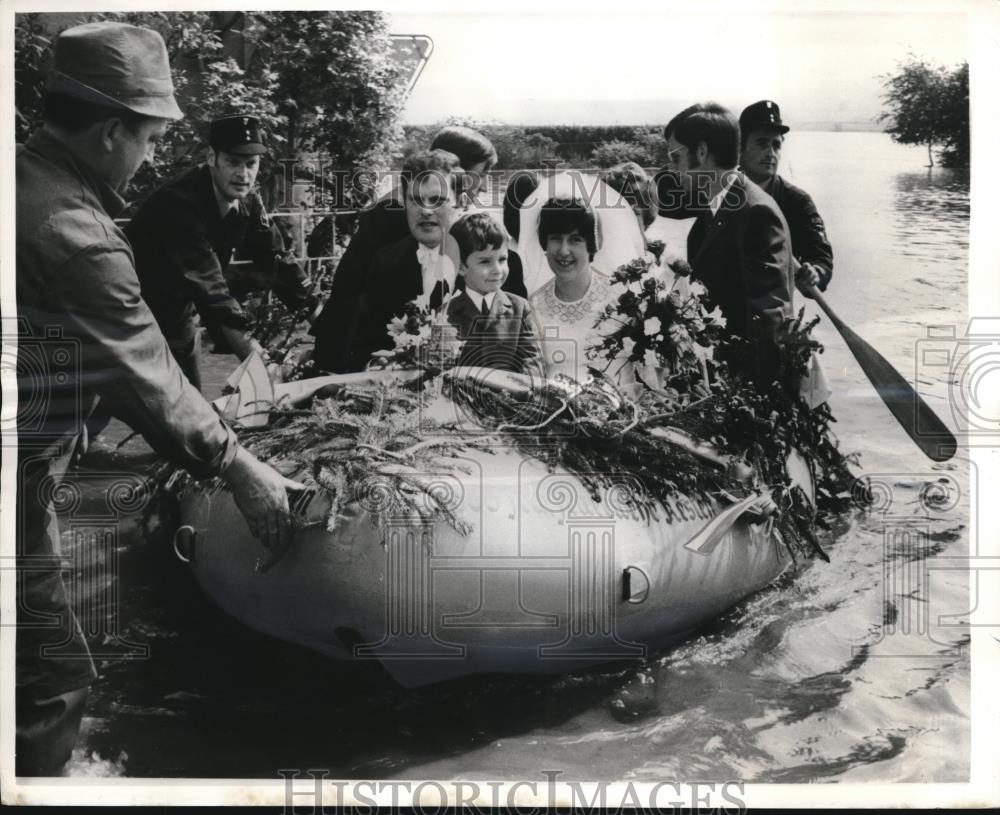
[{"xmin": 802, "ymin": 282, "xmax": 957, "ymax": 462}]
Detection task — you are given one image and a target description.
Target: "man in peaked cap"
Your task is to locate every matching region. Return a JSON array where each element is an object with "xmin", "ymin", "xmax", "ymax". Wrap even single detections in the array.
[
  {"xmin": 16, "ymin": 22, "xmax": 305, "ymax": 775},
  {"xmin": 739, "ymin": 100, "xmax": 834, "ymax": 296},
  {"xmin": 126, "ymin": 114, "xmax": 319, "ymax": 390},
  {"xmin": 662, "ymin": 102, "xmax": 794, "ymax": 389}
]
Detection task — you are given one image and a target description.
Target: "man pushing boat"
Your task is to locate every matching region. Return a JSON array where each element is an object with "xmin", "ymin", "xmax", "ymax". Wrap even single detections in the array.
[{"xmin": 15, "ymin": 21, "xmax": 306, "ymax": 776}]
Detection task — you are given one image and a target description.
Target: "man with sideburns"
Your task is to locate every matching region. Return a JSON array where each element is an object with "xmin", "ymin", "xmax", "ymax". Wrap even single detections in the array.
[{"xmin": 127, "ymin": 114, "xmax": 319, "ymax": 391}]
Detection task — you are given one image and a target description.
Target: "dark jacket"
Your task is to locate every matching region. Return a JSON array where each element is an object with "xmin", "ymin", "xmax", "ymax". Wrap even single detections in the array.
[
  {"xmin": 17, "ymin": 132, "xmax": 238, "ymax": 476},
  {"xmin": 765, "ymin": 174, "xmax": 833, "ymax": 291},
  {"xmin": 687, "ymin": 174, "xmax": 794, "ymax": 384},
  {"xmin": 16, "ymin": 130, "xmax": 238, "ymax": 700},
  {"xmin": 348, "ymin": 235, "xmax": 452, "ymax": 371},
  {"xmin": 446, "ymin": 289, "xmax": 541, "ymax": 374},
  {"xmin": 310, "ymin": 197, "xmax": 527, "ymax": 372},
  {"xmin": 126, "ymin": 165, "xmax": 315, "ymax": 355},
  {"xmin": 309, "ymin": 197, "xmax": 407, "ymax": 372}
]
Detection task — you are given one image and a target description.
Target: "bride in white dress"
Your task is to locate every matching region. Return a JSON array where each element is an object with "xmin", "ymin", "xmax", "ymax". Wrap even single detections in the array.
[
  {"xmin": 528, "ymin": 196, "xmax": 643, "ymax": 391},
  {"xmin": 517, "ymin": 171, "xmax": 647, "ymax": 296}
]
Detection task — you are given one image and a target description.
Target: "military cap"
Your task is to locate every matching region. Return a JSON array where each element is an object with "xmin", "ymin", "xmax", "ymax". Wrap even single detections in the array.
[
  {"xmin": 739, "ymin": 100, "xmax": 790, "ymax": 135},
  {"xmin": 209, "ymin": 115, "xmax": 268, "ymax": 155},
  {"xmin": 47, "ymin": 22, "xmax": 183, "ymax": 120}
]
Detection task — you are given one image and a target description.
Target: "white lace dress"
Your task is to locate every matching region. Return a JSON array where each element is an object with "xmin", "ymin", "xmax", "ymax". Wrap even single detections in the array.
[{"xmin": 529, "ymin": 269, "xmax": 626, "ymax": 385}]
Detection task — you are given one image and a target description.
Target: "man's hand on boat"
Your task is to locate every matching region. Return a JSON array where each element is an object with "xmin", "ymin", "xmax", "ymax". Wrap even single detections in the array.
[{"xmin": 222, "ymin": 446, "xmax": 307, "ymax": 568}]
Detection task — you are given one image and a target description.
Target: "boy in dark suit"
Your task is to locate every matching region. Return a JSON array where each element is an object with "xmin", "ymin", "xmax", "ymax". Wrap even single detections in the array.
[{"xmin": 447, "ymin": 213, "xmax": 541, "ymax": 375}]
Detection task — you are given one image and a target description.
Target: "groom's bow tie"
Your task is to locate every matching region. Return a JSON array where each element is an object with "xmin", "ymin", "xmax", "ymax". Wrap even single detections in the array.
[{"xmin": 416, "ymin": 244, "xmax": 438, "ymax": 268}]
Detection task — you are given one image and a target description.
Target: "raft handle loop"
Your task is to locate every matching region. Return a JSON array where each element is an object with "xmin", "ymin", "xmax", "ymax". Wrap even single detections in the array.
[{"xmin": 173, "ymin": 525, "xmax": 197, "ymax": 564}]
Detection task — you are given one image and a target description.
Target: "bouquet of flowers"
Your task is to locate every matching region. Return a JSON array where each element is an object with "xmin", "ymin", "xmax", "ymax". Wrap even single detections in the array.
[
  {"xmin": 368, "ymin": 294, "xmax": 463, "ymax": 374},
  {"xmin": 589, "ymin": 257, "xmax": 728, "ymax": 397}
]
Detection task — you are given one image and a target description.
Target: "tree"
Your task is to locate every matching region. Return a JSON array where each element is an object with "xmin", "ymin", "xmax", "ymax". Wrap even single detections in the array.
[
  {"xmin": 14, "ymin": 11, "xmax": 408, "ymax": 203},
  {"xmin": 590, "ymin": 139, "xmax": 655, "ymax": 168},
  {"xmin": 880, "ymin": 56, "xmax": 969, "ymax": 168},
  {"xmin": 938, "ymin": 62, "xmax": 969, "ymax": 168},
  {"xmin": 14, "ymin": 14, "xmax": 51, "ymax": 144},
  {"xmin": 15, "ymin": 12, "xmax": 281, "ymax": 201},
  {"xmin": 244, "ymin": 12, "xmax": 406, "ymax": 175}
]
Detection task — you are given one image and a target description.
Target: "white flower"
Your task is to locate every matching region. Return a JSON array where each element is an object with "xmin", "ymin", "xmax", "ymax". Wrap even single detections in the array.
[
  {"xmin": 393, "ymin": 333, "xmax": 418, "ymax": 350},
  {"xmin": 413, "ymin": 293, "xmax": 431, "ymax": 311},
  {"xmin": 688, "ymin": 280, "xmax": 707, "ymax": 299},
  {"xmin": 642, "ymin": 349, "xmax": 659, "ymax": 370},
  {"xmin": 387, "ymin": 316, "xmax": 407, "ymax": 336},
  {"xmin": 417, "ymin": 324, "xmax": 433, "ymax": 342},
  {"xmin": 622, "ymin": 336, "xmax": 636, "ymax": 357},
  {"xmin": 643, "ymin": 316, "xmax": 662, "ymax": 337},
  {"xmin": 668, "ymin": 323, "xmax": 690, "ymax": 344},
  {"xmin": 705, "ymin": 305, "xmax": 727, "ymax": 328}
]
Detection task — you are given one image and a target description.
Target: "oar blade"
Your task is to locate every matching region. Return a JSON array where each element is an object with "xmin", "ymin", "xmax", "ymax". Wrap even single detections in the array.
[{"xmin": 821, "ymin": 301, "xmax": 958, "ymax": 462}]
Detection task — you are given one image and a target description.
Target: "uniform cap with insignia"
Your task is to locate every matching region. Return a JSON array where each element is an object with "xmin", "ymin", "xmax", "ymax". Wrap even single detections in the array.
[
  {"xmin": 209, "ymin": 114, "xmax": 268, "ymax": 155},
  {"xmin": 739, "ymin": 100, "xmax": 790, "ymax": 135}
]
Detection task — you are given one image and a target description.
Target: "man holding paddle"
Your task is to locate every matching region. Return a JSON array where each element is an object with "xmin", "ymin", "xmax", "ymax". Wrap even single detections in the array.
[{"xmin": 738, "ymin": 100, "xmax": 834, "ymax": 298}]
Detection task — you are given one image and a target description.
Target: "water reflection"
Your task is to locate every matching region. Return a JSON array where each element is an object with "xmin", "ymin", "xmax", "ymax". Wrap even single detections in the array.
[{"xmin": 893, "ymin": 169, "xmax": 969, "ymax": 267}]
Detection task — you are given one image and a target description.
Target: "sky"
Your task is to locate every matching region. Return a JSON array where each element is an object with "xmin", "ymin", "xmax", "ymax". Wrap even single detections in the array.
[{"xmin": 388, "ymin": 6, "xmax": 968, "ymax": 127}]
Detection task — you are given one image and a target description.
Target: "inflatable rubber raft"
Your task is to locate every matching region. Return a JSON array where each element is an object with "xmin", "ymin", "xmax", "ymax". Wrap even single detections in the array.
[{"xmin": 173, "ymin": 370, "xmax": 809, "ymax": 687}]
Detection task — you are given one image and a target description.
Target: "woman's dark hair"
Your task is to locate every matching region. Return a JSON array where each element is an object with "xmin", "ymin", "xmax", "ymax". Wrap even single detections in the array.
[
  {"xmin": 538, "ymin": 197, "xmax": 598, "ymax": 257},
  {"xmin": 43, "ymin": 92, "xmax": 152, "ymax": 135},
  {"xmin": 602, "ymin": 162, "xmax": 656, "ymax": 229},
  {"xmin": 430, "ymin": 126, "xmax": 498, "ymax": 171},
  {"xmin": 502, "ymin": 170, "xmax": 539, "ymax": 240},
  {"xmin": 450, "ymin": 212, "xmax": 506, "ymax": 264},
  {"xmin": 663, "ymin": 102, "xmax": 740, "ymax": 170},
  {"xmin": 399, "ymin": 149, "xmax": 461, "ymax": 198}
]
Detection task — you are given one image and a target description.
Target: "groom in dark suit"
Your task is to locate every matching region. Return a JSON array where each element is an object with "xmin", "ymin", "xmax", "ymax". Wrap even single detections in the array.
[
  {"xmin": 340, "ymin": 150, "xmax": 461, "ymax": 371},
  {"xmin": 662, "ymin": 102, "xmax": 794, "ymax": 387}
]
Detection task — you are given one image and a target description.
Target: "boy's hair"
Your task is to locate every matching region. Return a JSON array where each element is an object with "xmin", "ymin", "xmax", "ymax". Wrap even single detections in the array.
[
  {"xmin": 602, "ymin": 162, "xmax": 656, "ymax": 229},
  {"xmin": 431, "ymin": 126, "xmax": 498, "ymax": 171},
  {"xmin": 450, "ymin": 212, "xmax": 506, "ymax": 265},
  {"xmin": 43, "ymin": 91, "xmax": 152, "ymax": 135},
  {"xmin": 663, "ymin": 102, "xmax": 740, "ymax": 170},
  {"xmin": 400, "ymin": 149, "xmax": 461, "ymax": 198},
  {"xmin": 538, "ymin": 197, "xmax": 598, "ymax": 257},
  {"xmin": 502, "ymin": 170, "xmax": 539, "ymax": 240}
]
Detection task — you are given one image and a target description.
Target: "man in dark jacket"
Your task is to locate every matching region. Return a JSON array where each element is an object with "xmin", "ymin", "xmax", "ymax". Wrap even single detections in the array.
[
  {"xmin": 16, "ymin": 22, "xmax": 303, "ymax": 776},
  {"xmin": 310, "ymin": 127, "xmax": 527, "ymax": 373},
  {"xmin": 348, "ymin": 150, "xmax": 461, "ymax": 370},
  {"xmin": 738, "ymin": 100, "xmax": 834, "ymax": 296},
  {"xmin": 663, "ymin": 102, "xmax": 794, "ymax": 387},
  {"xmin": 126, "ymin": 115, "xmax": 318, "ymax": 390}
]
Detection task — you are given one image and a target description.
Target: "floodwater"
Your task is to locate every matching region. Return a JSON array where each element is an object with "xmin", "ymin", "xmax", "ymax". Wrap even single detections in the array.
[{"xmin": 58, "ymin": 132, "xmax": 971, "ymax": 784}]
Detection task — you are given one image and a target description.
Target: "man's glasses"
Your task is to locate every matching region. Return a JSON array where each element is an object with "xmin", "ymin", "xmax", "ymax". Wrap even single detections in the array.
[{"xmin": 664, "ymin": 144, "xmax": 687, "ymax": 168}]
